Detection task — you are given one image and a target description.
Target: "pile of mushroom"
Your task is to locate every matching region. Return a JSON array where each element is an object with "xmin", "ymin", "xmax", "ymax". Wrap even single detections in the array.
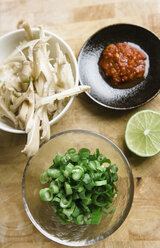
[{"xmin": 0, "ymin": 23, "xmax": 90, "ymax": 157}]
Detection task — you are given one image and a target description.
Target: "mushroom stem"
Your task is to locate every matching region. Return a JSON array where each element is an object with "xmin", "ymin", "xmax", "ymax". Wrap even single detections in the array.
[{"xmin": 36, "ymin": 85, "xmax": 90, "ymax": 108}]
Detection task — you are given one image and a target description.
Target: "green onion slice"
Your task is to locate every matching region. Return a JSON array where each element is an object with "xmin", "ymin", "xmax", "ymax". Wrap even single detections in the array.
[
  {"xmin": 39, "ymin": 148, "xmax": 118, "ymax": 225},
  {"xmin": 39, "ymin": 188, "xmax": 53, "ymax": 201}
]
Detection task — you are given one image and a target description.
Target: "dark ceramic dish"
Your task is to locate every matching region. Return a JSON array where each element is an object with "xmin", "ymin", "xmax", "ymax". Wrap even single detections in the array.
[{"xmin": 78, "ymin": 23, "xmax": 160, "ymax": 110}]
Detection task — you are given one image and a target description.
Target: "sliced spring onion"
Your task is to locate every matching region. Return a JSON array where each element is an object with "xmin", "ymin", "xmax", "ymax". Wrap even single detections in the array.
[
  {"xmin": 39, "ymin": 188, "xmax": 53, "ymax": 201},
  {"xmin": 95, "ymin": 180, "xmax": 107, "ymax": 186},
  {"xmin": 53, "ymin": 153, "xmax": 61, "ymax": 164},
  {"xmin": 102, "ymin": 204, "xmax": 115, "ymax": 214},
  {"xmin": 47, "ymin": 168, "xmax": 61, "ymax": 178},
  {"xmin": 76, "ymin": 214, "xmax": 84, "ymax": 225},
  {"xmin": 39, "ymin": 148, "xmax": 118, "ymax": 225},
  {"xmin": 67, "ymin": 148, "xmax": 76, "ymax": 154},
  {"xmin": 70, "ymin": 154, "xmax": 79, "ymax": 163},
  {"xmin": 49, "ymin": 181, "xmax": 59, "ymax": 194},
  {"xmin": 40, "ymin": 171, "xmax": 50, "ymax": 184},
  {"xmin": 60, "ymin": 196, "xmax": 72, "ymax": 208},
  {"xmin": 62, "ymin": 202, "xmax": 75, "ymax": 217},
  {"xmin": 78, "ymin": 148, "xmax": 90, "ymax": 158},
  {"xmin": 72, "ymin": 167, "xmax": 83, "ymax": 181},
  {"xmin": 83, "ymin": 173, "xmax": 91, "ymax": 184},
  {"xmin": 65, "ymin": 182, "xmax": 72, "ymax": 195},
  {"xmin": 90, "ymin": 207, "xmax": 102, "ymax": 224},
  {"xmin": 72, "ymin": 205, "xmax": 80, "ymax": 217}
]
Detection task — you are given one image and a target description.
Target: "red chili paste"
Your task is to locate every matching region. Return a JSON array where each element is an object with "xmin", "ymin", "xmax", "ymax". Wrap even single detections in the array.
[{"xmin": 99, "ymin": 43, "xmax": 146, "ymax": 84}]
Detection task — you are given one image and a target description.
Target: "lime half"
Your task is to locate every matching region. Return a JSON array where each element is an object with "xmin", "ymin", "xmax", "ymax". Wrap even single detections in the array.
[{"xmin": 125, "ymin": 110, "xmax": 160, "ymax": 157}]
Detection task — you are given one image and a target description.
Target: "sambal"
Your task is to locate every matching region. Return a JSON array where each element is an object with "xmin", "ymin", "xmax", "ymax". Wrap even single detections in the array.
[{"xmin": 99, "ymin": 43, "xmax": 146, "ymax": 85}]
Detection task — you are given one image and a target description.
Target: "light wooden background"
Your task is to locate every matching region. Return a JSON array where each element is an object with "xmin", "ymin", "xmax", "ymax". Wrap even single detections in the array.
[{"xmin": 0, "ymin": 0, "xmax": 160, "ymax": 247}]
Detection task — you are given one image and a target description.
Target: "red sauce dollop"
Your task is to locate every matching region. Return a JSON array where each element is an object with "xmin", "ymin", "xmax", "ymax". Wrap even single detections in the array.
[{"xmin": 99, "ymin": 43, "xmax": 146, "ymax": 85}]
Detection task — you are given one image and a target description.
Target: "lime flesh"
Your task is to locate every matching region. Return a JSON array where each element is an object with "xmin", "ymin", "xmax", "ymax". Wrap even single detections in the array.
[{"xmin": 125, "ymin": 110, "xmax": 160, "ymax": 157}]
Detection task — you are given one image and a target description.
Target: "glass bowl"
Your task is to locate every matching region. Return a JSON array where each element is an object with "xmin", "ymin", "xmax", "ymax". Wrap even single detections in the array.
[{"xmin": 22, "ymin": 130, "xmax": 134, "ymax": 246}]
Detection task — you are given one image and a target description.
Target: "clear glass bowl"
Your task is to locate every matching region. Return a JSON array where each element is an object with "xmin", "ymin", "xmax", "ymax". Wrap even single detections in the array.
[{"xmin": 22, "ymin": 130, "xmax": 134, "ymax": 246}]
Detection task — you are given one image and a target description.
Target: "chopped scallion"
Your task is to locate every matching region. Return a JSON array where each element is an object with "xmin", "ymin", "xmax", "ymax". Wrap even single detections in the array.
[{"xmin": 39, "ymin": 148, "xmax": 118, "ymax": 225}]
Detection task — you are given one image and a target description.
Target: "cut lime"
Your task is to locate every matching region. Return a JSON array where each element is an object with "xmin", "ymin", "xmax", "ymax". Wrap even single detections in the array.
[{"xmin": 125, "ymin": 110, "xmax": 160, "ymax": 157}]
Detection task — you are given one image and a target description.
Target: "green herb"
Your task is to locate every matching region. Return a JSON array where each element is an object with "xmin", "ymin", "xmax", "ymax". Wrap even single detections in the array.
[
  {"xmin": 39, "ymin": 148, "xmax": 118, "ymax": 225},
  {"xmin": 0, "ymin": 80, "xmax": 2, "ymax": 83},
  {"xmin": 25, "ymin": 78, "xmax": 30, "ymax": 83}
]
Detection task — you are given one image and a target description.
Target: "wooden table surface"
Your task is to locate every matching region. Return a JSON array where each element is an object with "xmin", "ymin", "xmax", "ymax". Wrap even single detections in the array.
[{"xmin": 0, "ymin": 0, "xmax": 160, "ymax": 247}]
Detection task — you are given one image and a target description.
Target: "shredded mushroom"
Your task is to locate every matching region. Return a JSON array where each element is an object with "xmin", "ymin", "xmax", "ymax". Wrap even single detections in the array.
[{"xmin": 0, "ymin": 23, "xmax": 90, "ymax": 157}]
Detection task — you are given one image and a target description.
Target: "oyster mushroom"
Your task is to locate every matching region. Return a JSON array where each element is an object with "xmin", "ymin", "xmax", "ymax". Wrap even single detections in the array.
[
  {"xmin": 0, "ymin": 23, "xmax": 89, "ymax": 157},
  {"xmin": 40, "ymin": 105, "xmax": 50, "ymax": 140},
  {"xmin": 18, "ymin": 101, "xmax": 30, "ymax": 130},
  {"xmin": 0, "ymin": 96, "xmax": 18, "ymax": 128},
  {"xmin": 36, "ymin": 85, "xmax": 90, "ymax": 108},
  {"xmin": 22, "ymin": 108, "xmax": 41, "ymax": 157},
  {"xmin": 10, "ymin": 80, "xmax": 34, "ymax": 113},
  {"xmin": 19, "ymin": 60, "xmax": 32, "ymax": 83},
  {"xmin": 23, "ymin": 22, "xmax": 33, "ymax": 41}
]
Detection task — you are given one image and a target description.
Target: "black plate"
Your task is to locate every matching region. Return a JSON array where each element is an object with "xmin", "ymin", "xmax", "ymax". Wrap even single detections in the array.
[{"xmin": 78, "ymin": 23, "xmax": 160, "ymax": 110}]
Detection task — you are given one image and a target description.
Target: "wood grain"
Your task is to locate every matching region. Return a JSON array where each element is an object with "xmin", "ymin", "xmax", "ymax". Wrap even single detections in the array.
[{"xmin": 0, "ymin": 0, "xmax": 160, "ymax": 247}]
